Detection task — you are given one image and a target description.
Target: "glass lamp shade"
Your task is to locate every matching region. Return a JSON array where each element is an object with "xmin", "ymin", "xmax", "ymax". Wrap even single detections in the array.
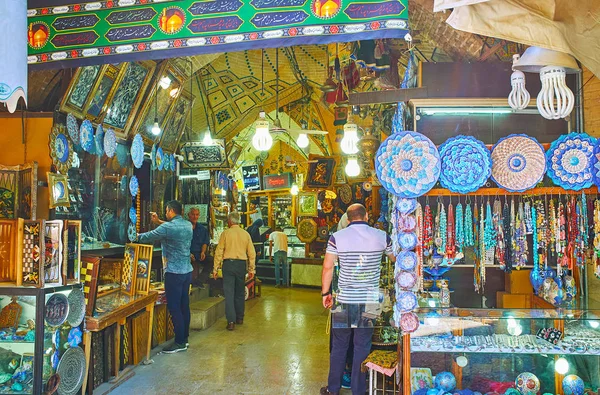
[
  {"xmin": 297, "ymin": 133, "xmax": 309, "ymax": 148},
  {"xmin": 252, "ymin": 116, "xmax": 272, "ymax": 151},
  {"xmin": 345, "ymin": 157, "xmax": 360, "ymax": 177},
  {"xmin": 202, "ymin": 131, "xmax": 213, "ymax": 145},
  {"xmin": 341, "ymin": 123, "xmax": 359, "ymax": 154},
  {"xmin": 151, "ymin": 119, "xmax": 161, "ymax": 136},
  {"xmin": 290, "ymin": 184, "xmax": 299, "ymax": 195}
]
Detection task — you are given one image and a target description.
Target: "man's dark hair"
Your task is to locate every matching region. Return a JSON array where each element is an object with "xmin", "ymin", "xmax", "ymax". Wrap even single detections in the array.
[
  {"xmin": 346, "ymin": 203, "xmax": 367, "ymax": 222},
  {"xmin": 166, "ymin": 200, "xmax": 183, "ymax": 215}
]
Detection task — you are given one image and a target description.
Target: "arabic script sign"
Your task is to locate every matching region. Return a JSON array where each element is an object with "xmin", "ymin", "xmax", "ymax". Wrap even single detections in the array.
[{"xmin": 27, "ymin": 0, "xmax": 408, "ymax": 69}]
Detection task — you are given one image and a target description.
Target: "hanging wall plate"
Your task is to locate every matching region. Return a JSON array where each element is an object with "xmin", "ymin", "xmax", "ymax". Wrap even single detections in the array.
[
  {"xmin": 396, "ymin": 270, "xmax": 417, "ymax": 289},
  {"xmin": 491, "ymin": 134, "xmax": 546, "ymax": 192},
  {"xmin": 162, "ymin": 152, "xmax": 170, "ymax": 172},
  {"xmin": 439, "ymin": 135, "xmax": 491, "ymax": 193},
  {"xmin": 45, "ymin": 293, "xmax": 69, "ymax": 327},
  {"xmin": 66, "ymin": 288, "xmax": 86, "ymax": 327},
  {"xmin": 49, "ymin": 125, "xmax": 73, "ymax": 173},
  {"xmin": 399, "ymin": 312, "xmax": 420, "ymax": 333},
  {"xmin": 396, "ymin": 198, "xmax": 418, "ymax": 215},
  {"xmin": 131, "ymin": 133, "xmax": 144, "ymax": 169},
  {"xmin": 66, "ymin": 113, "xmax": 80, "ymax": 147},
  {"xmin": 129, "ymin": 175, "xmax": 139, "ymax": 197},
  {"xmin": 396, "ymin": 291, "xmax": 418, "ymax": 313},
  {"xmin": 104, "ymin": 128, "xmax": 117, "ymax": 158},
  {"xmin": 297, "ymin": 218, "xmax": 318, "ymax": 243},
  {"xmin": 398, "ymin": 232, "xmax": 418, "ymax": 251},
  {"xmin": 56, "ymin": 346, "xmax": 86, "ymax": 395},
  {"xmin": 396, "ymin": 251, "xmax": 418, "ymax": 271},
  {"xmin": 547, "ymin": 132, "xmax": 596, "ymax": 190},
  {"xmin": 116, "ymin": 143, "xmax": 130, "ymax": 167},
  {"xmin": 95, "ymin": 124, "xmax": 104, "ymax": 157},
  {"xmin": 156, "ymin": 147, "xmax": 164, "ymax": 171},
  {"xmin": 79, "ymin": 120, "xmax": 95, "ymax": 153},
  {"xmin": 129, "ymin": 207, "xmax": 137, "ymax": 224},
  {"xmin": 128, "ymin": 223, "xmax": 137, "ymax": 242},
  {"xmin": 375, "ymin": 131, "xmax": 441, "ymax": 198},
  {"xmin": 151, "ymin": 144, "xmax": 157, "ymax": 170}
]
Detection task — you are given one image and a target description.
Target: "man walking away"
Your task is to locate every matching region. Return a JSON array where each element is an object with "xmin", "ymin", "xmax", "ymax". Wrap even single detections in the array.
[
  {"xmin": 188, "ymin": 207, "xmax": 210, "ymax": 287},
  {"xmin": 212, "ymin": 212, "xmax": 256, "ymax": 331},
  {"xmin": 320, "ymin": 204, "xmax": 395, "ymax": 395},
  {"xmin": 269, "ymin": 228, "xmax": 289, "ymax": 287},
  {"xmin": 138, "ymin": 200, "xmax": 193, "ymax": 354}
]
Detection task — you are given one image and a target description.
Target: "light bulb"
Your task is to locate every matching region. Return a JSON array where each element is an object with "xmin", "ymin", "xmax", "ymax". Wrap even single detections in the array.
[
  {"xmin": 297, "ymin": 133, "xmax": 309, "ymax": 148},
  {"xmin": 508, "ymin": 55, "xmax": 530, "ymax": 110},
  {"xmin": 151, "ymin": 118, "xmax": 161, "ymax": 136},
  {"xmin": 169, "ymin": 88, "xmax": 179, "ymax": 98},
  {"xmin": 345, "ymin": 157, "xmax": 360, "ymax": 177},
  {"xmin": 221, "ymin": 189, "xmax": 226, "ymax": 196},
  {"xmin": 159, "ymin": 76, "xmax": 171, "ymax": 89},
  {"xmin": 507, "ymin": 323, "xmax": 522, "ymax": 336},
  {"xmin": 252, "ymin": 112, "xmax": 272, "ymax": 151},
  {"xmin": 290, "ymin": 184, "xmax": 299, "ymax": 195},
  {"xmin": 341, "ymin": 123, "xmax": 359, "ymax": 154},
  {"xmin": 555, "ymin": 357, "xmax": 569, "ymax": 374},
  {"xmin": 537, "ymin": 66, "xmax": 575, "ymax": 120},
  {"xmin": 507, "ymin": 317, "xmax": 517, "ymax": 328},
  {"xmin": 456, "ymin": 356, "xmax": 468, "ymax": 368},
  {"xmin": 589, "ymin": 320, "xmax": 599, "ymax": 329},
  {"xmin": 202, "ymin": 131, "xmax": 213, "ymax": 145}
]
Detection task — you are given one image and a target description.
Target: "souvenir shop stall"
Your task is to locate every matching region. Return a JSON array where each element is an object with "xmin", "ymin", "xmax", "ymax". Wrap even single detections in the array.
[{"xmin": 363, "ymin": 50, "xmax": 600, "ymax": 395}]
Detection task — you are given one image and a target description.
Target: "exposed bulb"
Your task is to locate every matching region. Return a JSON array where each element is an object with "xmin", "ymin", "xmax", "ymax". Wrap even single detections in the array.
[
  {"xmin": 151, "ymin": 118, "xmax": 161, "ymax": 136},
  {"xmin": 202, "ymin": 131, "xmax": 213, "ymax": 145},
  {"xmin": 537, "ymin": 65, "xmax": 575, "ymax": 120},
  {"xmin": 341, "ymin": 123, "xmax": 359, "ymax": 154},
  {"xmin": 297, "ymin": 133, "xmax": 309, "ymax": 148},
  {"xmin": 252, "ymin": 111, "xmax": 272, "ymax": 151},
  {"xmin": 555, "ymin": 357, "xmax": 569, "ymax": 374},
  {"xmin": 345, "ymin": 157, "xmax": 360, "ymax": 177},
  {"xmin": 456, "ymin": 356, "xmax": 468, "ymax": 367},
  {"xmin": 159, "ymin": 76, "xmax": 171, "ymax": 89},
  {"xmin": 508, "ymin": 55, "xmax": 530, "ymax": 110},
  {"xmin": 290, "ymin": 183, "xmax": 299, "ymax": 196}
]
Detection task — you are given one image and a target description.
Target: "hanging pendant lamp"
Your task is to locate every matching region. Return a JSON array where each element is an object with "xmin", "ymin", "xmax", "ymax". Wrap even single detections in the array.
[{"xmin": 252, "ymin": 49, "xmax": 273, "ymax": 151}]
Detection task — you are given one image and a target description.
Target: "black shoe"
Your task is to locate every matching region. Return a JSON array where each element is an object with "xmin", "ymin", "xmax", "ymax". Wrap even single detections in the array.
[
  {"xmin": 184, "ymin": 338, "xmax": 189, "ymax": 347},
  {"xmin": 319, "ymin": 387, "xmax": 339, "ymax": 395},
  {"xmin": 226, "ymin": 322, "xmax": 235, "ymax": 331},
  {"xmin": 236, "ymin": 319, "xmax": 243, "ymax": 325},
  {"xmin": 163, "ymin": 342, "xmax": 187, "ymax": 353}
]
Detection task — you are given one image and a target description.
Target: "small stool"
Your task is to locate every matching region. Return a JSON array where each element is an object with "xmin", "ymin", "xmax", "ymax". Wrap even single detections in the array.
[
  {"xmin": 363, "ymin": 350, "xmax": 398, "ymax": 395},
  {"xmin": 254, "ymin": 278, "xmax": 262, "ymax": 297}
]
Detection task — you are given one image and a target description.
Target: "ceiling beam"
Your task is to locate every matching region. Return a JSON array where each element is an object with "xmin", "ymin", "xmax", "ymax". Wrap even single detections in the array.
[{"xmin": 349, "ymin": 87, "xmax": 429, "ymax": 105}]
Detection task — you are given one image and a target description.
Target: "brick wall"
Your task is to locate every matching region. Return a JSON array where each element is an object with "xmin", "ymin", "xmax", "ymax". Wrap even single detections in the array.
[{"xmin": 583, "ymin": 67, "xmax": 600, "ymax": 137}]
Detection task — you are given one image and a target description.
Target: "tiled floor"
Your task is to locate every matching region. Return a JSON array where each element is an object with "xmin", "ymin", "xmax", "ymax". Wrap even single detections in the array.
[{"xmin": 109, "ymin": 286, "xmax": 346, "ymax": 395}]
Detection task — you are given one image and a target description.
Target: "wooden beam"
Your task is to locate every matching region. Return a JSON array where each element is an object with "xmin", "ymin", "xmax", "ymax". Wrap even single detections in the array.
[
  {"xmin": 478, "ymin": 41, "xmax": 505, "ymax": 62},
  {"xmin": 349, "ymin": 87, "xmax": 429, "ymax": 105}
]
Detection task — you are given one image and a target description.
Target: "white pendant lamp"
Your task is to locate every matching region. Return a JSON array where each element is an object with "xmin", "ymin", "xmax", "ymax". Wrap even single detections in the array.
[
  {"xmin": 297, "ymin": 133, "xmax": 309, "ymax": 148},
  {"xmin": 202, "ymin": 131, "xmax": 213, "ymax": 145},
  {"xmin": 508, "ymin": 54, "xmax": 530, "ymax": 110},
  {"xmin": 290, "ymin": 183, "xmax": 299, "ymax": 195},
  {"xmin": 252, "ymin": 111, "xmax": 272, "ymax": 151},
  {"xmin": 340, "ymin": 122, "xmax": 359, "ymax": 154},
  {"xmin": 513, "ymin": 47, "xmax": 579, "ymax": 120},
  {"xmin": 345, "ymin": 156, "xmax": 360, "ymax": 177}
]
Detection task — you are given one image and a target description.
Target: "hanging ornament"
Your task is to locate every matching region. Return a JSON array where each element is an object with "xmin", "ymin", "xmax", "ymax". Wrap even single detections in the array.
[
  {"xmin": 549, "ymin": 199, "xmax": 557, "ymax": 256},
  {"xmin": 494, "ymin": 199, "xmax": 506, "ymax": 270},
  {"xmin": 491, "ymin": 134, "xmax": 546, "ymax": 192},
  {"xmin": 483, "ymin": 201, "xmax": 496, "ymax": 265},
  {"xmin": 446, "ymin": 203, "xmax": 456, "ymax": 259},
  {"xmin": 548, "ymin": 132, "xmax": 596, "ymax": 190},
  {"xmin": 530, "ymin": 205, "xmax": 543, "ymax": 293},
  {"xmin": 524, "ymin": 201, "xmax": 533, "ymax": 234},
  {"xmin": 464, "ymin": 202, "xmax": 474, "ymax": 247},
  {"xmin": 593, "ymin": 200, "xmax": 600, "ymax": 278},
  {"xmin": 436, "ymin": 202, "xmax": 447, "ymax": 253},
  {"xmin": 456, "ymin": 203, "xmax": 464, "ymax": 253},
  {"xmin": 423, "ymin": 204, "xmax": 433, "ymax": 257}
]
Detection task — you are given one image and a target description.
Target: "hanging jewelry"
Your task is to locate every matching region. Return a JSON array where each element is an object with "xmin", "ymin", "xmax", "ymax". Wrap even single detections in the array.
[
  {"xmin": 423, "ymin": 204, "xmax": 433, "ymax": 258},
  {"xmin": 536, "ymin": 200, "xmax": 548, "ymax": 270},
  {"xmin": 557, "ymin": 200, "xmax": 567, "ymax": 271},
  {"xmin": 446, "ymin": 203, "xmax": 456, "ymax": 259},
  {"xmin": 524, "ymin": 201, "xmax": 533, "ymax": 234},
  {"xmin": 567, "ymin": 198, "xmax": 577, "ymax": 271},
  {"xmin": 576, "ymin": 198, "xmax": 585, "ymax": 268},
  {"xmin": 456, "ymin": 203, "xmax": 464, "ymax": 253},
  {"xmin": 593, "ymin": 199, "xmax": 600, "ymax": 278},
  {"xmin": 532, "ymin": 205, "xmax": 539, "ymax": 269},
  {"xmin": 483, "ymin": 200, "xmax": 496, "ymax": 265},
  {"xmin": 478, "ymin": 202, "xmax": 486, "ymax": 291},
  {"xmin": 437, "ymin": 202, "xmax": 447, "ymax": 253},
  {"xmin": 495, "ymin": 199, "xmax": 506, "ymax": 270},
  {"xmin": 464, "ymin": 202, "xmax": 474, "ymax": 247},
  {"xmin": 549, "ymin": 198, "xmax": 557, "ymax": 257},
  {"xmin": 504, "ymin": 200, "xmax": 513, "ymax": 272},
  {"xmin": 514, "ymin": 201, "xmax": 527, "ymax": 267},
  {"xmin": 416, "ymin": 203, "xmax": 424, "ymax": 291}
]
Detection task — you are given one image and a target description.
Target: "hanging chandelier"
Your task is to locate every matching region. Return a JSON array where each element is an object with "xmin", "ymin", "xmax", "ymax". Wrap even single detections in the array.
[{"xmin": 252, "ymin": 111, "xmax": 272, "ymax": 151}]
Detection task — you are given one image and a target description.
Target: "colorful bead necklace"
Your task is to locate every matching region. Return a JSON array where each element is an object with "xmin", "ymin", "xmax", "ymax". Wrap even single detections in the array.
[
  {"xmin": 446, "ymin": 203, "xmax": 456, "ymax": 258},
  {"xmin": 456, "ymin": 203, "xmax": 464, "ymax": 253},
  {"xmin": 464, "ymin": 203, "xmax": 474, "ymax": 247}
]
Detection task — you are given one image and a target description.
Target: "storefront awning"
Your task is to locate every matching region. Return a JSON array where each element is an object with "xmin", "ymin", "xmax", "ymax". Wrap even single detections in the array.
[{"xmin": 27, "ymin": 0, "xmax": 409, "ymax": 70}]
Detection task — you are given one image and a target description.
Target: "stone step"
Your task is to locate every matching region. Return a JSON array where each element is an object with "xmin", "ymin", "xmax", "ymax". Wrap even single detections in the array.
[
  {"xmin": 189, "ymin": 297, "xmax": 225, "ymax": 330},
  {"xmin": 189, "ymin": 286, "xmax": 210, "ymax": 303}
]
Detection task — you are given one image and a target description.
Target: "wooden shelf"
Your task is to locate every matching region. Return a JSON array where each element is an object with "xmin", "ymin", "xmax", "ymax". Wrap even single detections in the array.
[{"xmin": 424, "ymin": 186, "xmax": 598, "ymax": 197}]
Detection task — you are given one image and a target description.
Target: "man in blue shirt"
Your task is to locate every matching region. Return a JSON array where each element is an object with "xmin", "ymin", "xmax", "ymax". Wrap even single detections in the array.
[
  {"xmin": 138, "ymin": 200, "xmax": 192, "ymax": 354},
  {"xmin": 188, "ymin": 207, "xmax": 210, "ymax": 286}
]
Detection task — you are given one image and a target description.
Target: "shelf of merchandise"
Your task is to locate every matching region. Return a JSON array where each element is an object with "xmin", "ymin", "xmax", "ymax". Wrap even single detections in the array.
[{"xmin": 424, "ymin": 186, "xmax": 597, "ymax": 197}]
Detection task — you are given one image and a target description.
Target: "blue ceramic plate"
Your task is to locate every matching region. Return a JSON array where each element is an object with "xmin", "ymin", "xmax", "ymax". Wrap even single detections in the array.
[
  {"xmin": 68, "ymin": 327, "xmax": 83, "ymax": 347},
  {"xmin": 127, "ymin": 223, "xmax": 137, "ymax": 242},
  {"xmin": 80, "ymin": 120, "xmax": 95, "ymax": 153},
  {"xmin": 131, "ymin": 133, "xmax": 144, "ymax": 169},
  {"xmin": 129, "ymin": 207, "xmax": 137, "ymax": 224},
  {"xmin": 95, "ymin": 124, "xmax": 104, "ymax": 157},
  {"xmin": 398, "ymin": 232, "xmax": 418, "ymax": 251},
  {"xmin": 163, "ymin": 152, "xmax": 170, "ymax": 172},
  {"xmin": 396, "ymin": 291, "xmax": 418, "ymax": 313},
  {"xmin": 156, "ymin": 147, "xmax": 164, "ymax": 171},
  {"xmin": 55, "ymin": 133, "xmax": 70, "ymax": 163},
  {"xmin": 396, "ymin": 198, "xmax": 417, "ymax": 215},
  {"xmin": 66, "ymin": 113, "xmax": 79, "ymax": 146},
  {"xmin": 396, "ymin": 251, "xmax": 417, "ymax": 271},
  {"xmin": 439, "ymin": 135, "xmax": 491, "ymax": 194},
  {"xmin": 129, "ymin": 175, "xmax": 139, "ymax": 197},
  {"xmin": 120, "ymin": 176, "xmax": 128, "ymax": 193},
  {"xmin": 116, "ymin": 143, "xmax": 130, "ymax": 167},
  {"xmin": 547, "ymin": 132, "xmax": 596, "ymax": 190},
  {"xmin": 104, "ymin": 128, "xmax": 117, "ymax": 158}
]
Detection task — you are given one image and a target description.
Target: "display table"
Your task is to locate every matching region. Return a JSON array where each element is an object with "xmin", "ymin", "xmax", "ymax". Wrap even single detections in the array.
[
  {"xmin": 82, "ymin": 291, "xmax": 158, "ymax": 394},
  {"xmin": 291, "ymin": 258, "xmax": 322, "ymax": 287}
]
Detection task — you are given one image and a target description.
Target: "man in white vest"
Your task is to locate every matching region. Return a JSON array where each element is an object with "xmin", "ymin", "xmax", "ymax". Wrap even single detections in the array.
[{"xmin": 320, "ymin": 204, "xmax": 395, "ymax": 395}]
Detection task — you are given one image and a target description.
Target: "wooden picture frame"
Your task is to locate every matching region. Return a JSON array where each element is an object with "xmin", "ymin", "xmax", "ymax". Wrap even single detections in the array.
[
  {"xmin": 159, "ymin": 89, "xmax": 194, "ymax": 153},
  {"xmin": 101, "ymin": 60, "xmax": 156, "ymax": 139},
  {"xmin": 306, "ymin": 156, "xmax": 337, "ymax": 189},
  {"xmin": 133, "ymin": 61, "xmax": 186, "ymax": 146},
  {"xmin": 130, "ymin": 243, "xmax": 153, "ymax": 295},
  {"xmin": 63, "ymin": 220, "xmax": 82, "ymax": 285},
  {"xmin": 85, "ymin": 64, "xmax": 123, "ymax": 122},
  {"xmin": 98, "ymin": 258, "xmax": 123, "ymax": 297},
  {"xmin": 121, "ymin": 244, "xmax": 139, "ymax": 296},
  {"xmin": 44, "ymin": 220, "xmax": 63, "ymax": 285},
  {"xmin": 47, "ymin": 172, "xmax": 70, "ymax": 209},
  {"xmin": 19, "ymin": 219, "xmax": 45, "ymax": 287},
  {"xmin": 0, "ymin": 162, "xmax": 37, "ymax": 220},
  {"xmin": 181, "ymin": 140, "xmax": 228, "ymax": 169},
  {"xmin": 59, "ymin": 65, "xmax": 104, "ymax": 119},
  {"xmin": 298, "ymin": 192, "xmax": 318, "ymax": 217},
  {"xmin": 80, "ymin": 256, "xmax": 100, "ymax": 316}
]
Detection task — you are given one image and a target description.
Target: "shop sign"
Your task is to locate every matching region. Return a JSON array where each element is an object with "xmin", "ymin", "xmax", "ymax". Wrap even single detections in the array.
[
  {"xmin": 263, "ymin": 173, "xmax": 292, "ymax": 190},
  {"xmin": 242, "ymin": 165, "xmax": 260, "ymax": 191}
]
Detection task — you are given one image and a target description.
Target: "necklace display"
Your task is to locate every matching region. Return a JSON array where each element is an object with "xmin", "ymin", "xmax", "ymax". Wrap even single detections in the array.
[
  {"xmin": 464, "ymin": 203, "xmax": 474, "ymax": 247},
  {"xmin": 416, "ymin": 203, "xmax": 424, "ymax": 291},
  {"xmin": 446, "ymin": 203, "xmax": 456, "ymax": 259},
  {"xmin": 483, "ymin": 200, "xmax": 496, "ymax": 266},
  {"xmin": 456, "ymin": 203, "xmax": 464, "ymax": 253},
  {"xmin": 423, "ymin": 204, "xmax": 433, "ymax": 257},
  {"xmin": 594, "ymin": 200, "xmax": 600, "ymax": 278},
  {"xmin": 437, "ymin": 202, "xmax": 447, "ymax": 253}
]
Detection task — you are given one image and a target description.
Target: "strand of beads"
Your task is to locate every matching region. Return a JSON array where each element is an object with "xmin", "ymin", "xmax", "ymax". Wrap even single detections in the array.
[
  {"xmin": 437, "ymin": 202, "xmax": 447, "ymax": 253},
  {"xmin": 456, "ymin": 203, "xmax": 464, "ymax": 253},
  {"xmin": 483, "ymin": 200, "xmax": 497, "ymax": 265},
  {"xmin": 446, "ymin": 203, "xmax": 456, "ymax": 258},
  {"xmin": 494, "ymin": 199, "xmax": 506, "ymax": 270},
  {"xmin": 464, "ymin": 203, "xmax": 474, "ymax": 247}
]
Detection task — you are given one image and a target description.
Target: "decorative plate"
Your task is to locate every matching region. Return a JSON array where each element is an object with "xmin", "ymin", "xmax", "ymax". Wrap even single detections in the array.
[
  {"xmin": 128, "ymin": 223, "xmax": 137, "ymax": 242},
  {"xmin": 56, "ymin": 346, "xmax": 86, "ymax": 395},
  {"xmin": 163, "ymin": 152, "xmax": 170, "ymax": 172},
  {"xmin": 400, "ymin": 312, "xmax": 420, "ymax": 333},
  {"xmin": 317, "ymin": 226, "xmax": 328, "ymax": 239},
  {"xmin": 116, "ymin": 143, "xmax": 130, "ymax": 167},
  {"xmin": 338, "ymin": 185, "xmax": 352, "ymax": 205},
  {"xmin": 151, "ymin": 144, "xmax": 157, "ymax": 170},
  {"xmin": 170, "ymin": 154, "xmax": 177, "ymax": 171},
  {"xmin": 66, "ymin": 288, "xmax": 86, "ymax": 327},
  {"xmin": 66, "ymin": 113, "xmax": 79, "ymax": 146},
  {"xmin": 52, "ymin": 350, "xmax": 60, "ymax": 370},
  {"xmin": 103, "ymin": 128, "xmax": 117, "ymax": 158},
  {"xmin": 547, "ymin": 132, "xmax": 596, "ymax": 190},
  {"xmin": 129, "ymin": 175, "xmax": 139, "ymax": 197},
  {"xmin": 297, "ymin": 219, "xmax": 318, "ymax": 243},
  {"xmin": 79, "ymin": 120, "xmax": 95, "ymax": 153},
  {"xmin": 53, "ymin": 329, "xmax": 61, "ymax": 347},
  {"xmin": 375, "ymin": 131, "xmax": 441, "ymax": 198},
  {"xmin": 45, "ymin": 293, "xmax": 69, "ymax": 327},
  {"xmin": 95, "ymin": 124, "xmax": 104, "ymax": 157},
  {"xmin": 398, "ymin": 232, "xmax": 418, "ymax": 250},
  {"xmin": 491, "ymin": 134, "xmax": 546, "ymax": 192},
  {"xmin": 50, "ymin": 125, "xmax": 73, "ymax": 173},
  {"xmin": 439, "ymin": 135, "xmax": 491, "ymax": 193},
  {"xmin": 156, "ymin": 147, "xmax": 164, "ymax": 171},
  {"xmin": 120, "ymin": 176, "xmax": 128, "ymax": 193},
  {"xmin": 129, "ymin": 207, "xmax": 137, "ymax": 224},
  {"xmin": 397, "ymin": 214, "xmax": 417, "ymax": 232},
  {"xmin": 72, "ymin": 152, "xmax": 80, "ymax": 168},
  {"xmin": 362, "ymin": 182, "xmax": 372, "ymax": 191},
  {"xmin": 515, "ymin": 372, "xmax": 540, "ymax": 395},
  {"xmin": 396, "ymin": 198, "xmax": 418, "ymax": 214},
  {"xmin": 68, "ymin": 327, "xmax": 83, "ymax": 347},
  {"xmin": 562, "ymin": 375, "xmax": 584, "ymax": 395},
  {"xmin": 396, "ymin": 270, "xmax": 417, "ymax": 289},
  {"xmin": 397, "ymin": 251, "xmax": 418, "ymax": 271},
  {"xmin": 131, "ymin": 133, "xmax": 144, "ymax": 169},
  {"xmin": 435, "ymin": 372, "xmax": 457, "ymax": 392},
  {"xmin": 396, "ymin": 291, "xmax": 418, "ymax": 313}
]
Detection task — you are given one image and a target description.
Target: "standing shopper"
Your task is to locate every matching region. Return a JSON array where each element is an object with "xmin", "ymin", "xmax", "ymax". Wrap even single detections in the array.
[
  {"xmin": 213, "ymin": 212, "xmax": 256, "ymax": 331},
  {"xmin": 188, "ymin": 207, "xmax": 210, "ymax": 286},
  {"xmin": 320, "ymin": 204, "xmax": 395, "ymax": 395},
  {"xmin": 138, "ymin": 200, "xmax": 193, "ymax": 354},
  {"xmin": 269, "ymin": 228, "xmax": 289, "ymax": 287}
]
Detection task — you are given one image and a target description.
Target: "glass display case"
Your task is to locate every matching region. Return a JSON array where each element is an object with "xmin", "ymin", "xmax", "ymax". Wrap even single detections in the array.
[
  {"xmin": 0, "ymin": 284, "xmax": 85, "ymax": 395},
  {"xmin": 272, "ymin": 195, "xmax": 293, "ymax": 229}
]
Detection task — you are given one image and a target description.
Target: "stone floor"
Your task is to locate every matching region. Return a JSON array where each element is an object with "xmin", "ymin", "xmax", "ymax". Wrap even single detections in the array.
[{"xmin": 108, "ymin": 286, "xmax": 347, "ymax": 395}]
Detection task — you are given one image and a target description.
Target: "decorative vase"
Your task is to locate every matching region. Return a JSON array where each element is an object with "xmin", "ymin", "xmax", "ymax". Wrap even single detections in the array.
[
  {"xmin": 440, "ymin": 280, "xmax": 450, "ymax": 307},
  {"xmin": 357, "ymin": 128, "xmax": 380, "ymax": 160}
]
